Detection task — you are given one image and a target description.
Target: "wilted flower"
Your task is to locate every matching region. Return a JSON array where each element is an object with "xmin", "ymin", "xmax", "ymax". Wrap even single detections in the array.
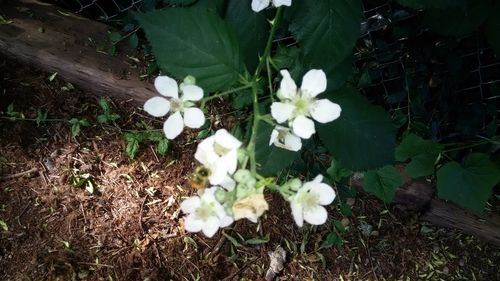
[
  {"xmin": 144, "ymin": 75, "xmax": 205, "ymax": 139},
  {"xmin": 269, "ymin": 125, "xmax": 302, "ymax": 151},
  {"xmin": 232, "ymin": 193, "xmax": 269, "ymax": 223},
  {"xmin": 289, "ymin": 175, "xmax": 336, "ymax": 227},
  {"xmin": 251, "ymin": 0, "xmax": 291, "ymax": 12},
  {"xmin": 271, "ymin": 69, "xmax": 342, "ymax": 139},
  {"xmin": 194, "ymin": 129, "xmax": 242, "ymax": 188},
  {"xmin": 181, "ymin": 187, "xmax": 233, "ymax": 237}
]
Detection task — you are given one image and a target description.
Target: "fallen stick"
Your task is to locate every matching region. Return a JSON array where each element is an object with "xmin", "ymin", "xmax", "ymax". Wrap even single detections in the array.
[{"xmin": 0, "ymin": 167, "xmax": 39, "ymax": 180}]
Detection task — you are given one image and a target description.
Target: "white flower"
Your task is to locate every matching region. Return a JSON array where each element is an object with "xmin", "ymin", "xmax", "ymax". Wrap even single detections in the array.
[
  {"xmin": 269, "ymin": 125, "xmax": 302, "ymax": 151},
  {"xmin": 232, "ymin": 193, "xmax": 269, "ymax": 223},
  {"xmin": 144, "ymin": 76, "xmax": 205, "ymax": 140},
  {"xmin": 271, "ymin": 69, "xmax": 342, "ymax": 139},
  {"xmin": 194, "ymin": 129, "xmax": 242, "ymax": 188},
  {"xmin": 289, "ymin": 175, "xmax": 336, "ymax": 227},
  {"xmin": 251, "ymin": 0, "xmax": 291, "ymax": 12},
  {"xmin": 181, "ymin": 187, "xmax": 234, "ymax": 237}
]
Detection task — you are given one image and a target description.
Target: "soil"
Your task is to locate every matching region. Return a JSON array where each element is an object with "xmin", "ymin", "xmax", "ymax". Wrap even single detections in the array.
[{"xmin": 0, "ymin": 57, "xmax": 499, "ymax": 281}]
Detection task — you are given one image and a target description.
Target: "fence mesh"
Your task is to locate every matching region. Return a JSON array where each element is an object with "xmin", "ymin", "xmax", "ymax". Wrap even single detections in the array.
[{"xmin": 55, "ymin": 0, "xmax": 500, "ymax": 138}]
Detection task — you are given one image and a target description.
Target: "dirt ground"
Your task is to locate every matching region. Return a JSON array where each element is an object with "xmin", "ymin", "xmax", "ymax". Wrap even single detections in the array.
[{"xmin": 0, "ymin": 57, "xmax": 499, "ymax": 281}]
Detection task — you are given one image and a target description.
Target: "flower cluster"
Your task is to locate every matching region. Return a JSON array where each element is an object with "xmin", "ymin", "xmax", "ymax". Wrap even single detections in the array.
[
  {"xmin": 270, "ymin": 69, "xmax": 342, "ymax": 150},
  {"xmin": 143, "ymin": 68, "xmax": 341, "ymax": 237}
]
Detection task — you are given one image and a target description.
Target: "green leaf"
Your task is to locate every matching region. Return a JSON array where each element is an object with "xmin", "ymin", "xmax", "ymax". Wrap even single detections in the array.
[
  {"xmin": 317, "ymin": 87, "xmax": 396, "ymax": 171},
  {"xmin": 225, "ymin": 0, "xmax": 268, "ymax": 72},
  {"xmin": 0, "ymin": 220, "xmax": 8, "ymax": 232},
  {"xmin": 320, "ymin": 232, "xmax": 342, "ymax": 249},
  {"xmin": 255, "ymin": 123, "xmax": 297, "ymax": 176},
  {"xmin": 287, "ymin": 0, "xmax": 362, "ymax": 73},
  {"xmin": 334, "ymin": 220, "xmax": 346, "ymax": 233},
  {"xmin": 136, "ymin": 8, "xmax": 244, "ymax": 92},
  {"xmin": 395, "ymin": 133, "xmax": 443, "ymax": 178},
  {"xmin": 157, "ymin": 138, "xmax": 169, "ymax": 156},
  {"xmin": 397, "ymin": 0, "xmax": 466, "ymax": 10},
  {"xmin": 437, "ymin": 153, "xmax": 500, "ymax": 213},
  {"xmin": 363, "ymin": 165, "xmax": 402, "ymax": 203},
  {"xmin": 326, "ymin": 158, "xmax": 353, "ymax": 183},
  {"xmin": 163, "ymin": 0, "xmax": 198, "ymax": 6},
  {"xmin": 423, "ymin": 0, "xmax": 492, "ymax": 37},
  {"xmin": 245, "ymin": 234, "xmax": 270, "ymax": 245},
  {"xmin": 485, "ymin": 2, "xmax": 500, "ymax": 55},
  {"xmin": 129, "ymin": 33, "xmax": 139, "ymax": 49},
  {"xmin": 126, "ymin": 137, "xmax": 140, "ymax": 159}
]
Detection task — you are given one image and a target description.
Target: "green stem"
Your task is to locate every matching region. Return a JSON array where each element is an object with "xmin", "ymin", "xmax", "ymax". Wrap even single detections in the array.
[
  {"xmin": 201, "ymin": 84, "xmax": 253, "ymax": 108},
  {"xmin": 266, "ymin": 57, "xmax": 275, "ymax": 102},
  {"xmin": 0, "ymin": 116, "xmax": 67, "ymax": 122},
  {"xmin": 247, "ymin": 8, "xmax": 283, "ymax": 175},
  {"xmin": 247, "ymin": 83, "xmax": 261, "ymax": 174},
  {"xmin": 443, "ymin": 140, "xmax": 490, "ymax": 153},
  {"xmin": 254, "ymin": 8, "xmax": 283, "ymax": 78}
]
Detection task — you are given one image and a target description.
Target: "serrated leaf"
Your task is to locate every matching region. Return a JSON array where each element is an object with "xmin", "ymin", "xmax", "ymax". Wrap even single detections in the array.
[
  {"xmin": 157, "ymin": 138, "xmax": 169, "ymax": 155},
  {"xmin": 136, "ymin": 8, "xmax": 244, "ymax": 92},
  {"xmin": 126, "ymin": 138, "xmax": 140, "ymax": 159},
  {"xmin": 397, "ymin": 0, "xmax": 466, "ymax": 10},
  {"xmin": 395, "ymin": 133, "xmax": 443, "ymax": 178},
  {"xmin": 437, "ymin": 153, "xmax": 500, "ymax": 213},
  {"xmin": 363, "ymin": 165, "xmax": 402, "ymax": 203},
  {"xmin": 225, "ymin": 0, "xmax": 268, "ymax": 72},
  {"xmin": 287, "ymin": 0, "xmax": 362, "ymax": 74},
  {"xmin": 255, "ymin": 123, "xmax": 297, "ymax": 176},
  {"xmin": 423, "ymin": 0, "xmax": 492, "ymax": 37},
  {"xmin": 326, "ymin": 158, "xmax": 353, "ymax": 183},
  {"xmin": 317, "ymin": 87, "xmax": 396, "ymax": 171}
]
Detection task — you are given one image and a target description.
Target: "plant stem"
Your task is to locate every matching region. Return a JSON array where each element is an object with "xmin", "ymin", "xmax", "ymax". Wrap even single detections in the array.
[
  {"xmin": 266, "ymin": 57, "xmax": 275, "ymax": 102},
  {"xmin": 443, "ymin": 140, "xmax": 490, "ymax": 153},
  {"xmin": 201, "ymin": 84, "xmax": 253, "ymax": 108},
  {"xmin": 0, "ymin": 116, "xmax": 67, "ymax": 122},
  {"xmin": 247, "ymin": 8, "xmax": 283, "ymax": 175}
]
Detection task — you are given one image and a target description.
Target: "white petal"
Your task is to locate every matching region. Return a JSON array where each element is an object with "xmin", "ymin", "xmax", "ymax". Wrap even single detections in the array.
[
  {"xmin": 301, "ymin": 69, "xmax": 327, "ymax": 97},
  {"xmin": 310, "ymin": 99, "xmax": 341, "ymax": 123},
  {"xmin": 310, "ymin": 183, "xmax": 336, "ymax": 205},
  {"xmin": 155, "ymin": 76, "xmax": 179, "ymax": 98},
  {"xmin": 220, "ymin": 176, "xmax": 236, "ymax": 191},
  {"xmin": 181, "ymin": 85, "xmax": 204, "ymax": 101},
  {"xmin": 219, "ymin": 214, "xmax": 234, "ymax": 228},
  {"xmin": 272, "ymin": 0, "xmax": 291, "ymax": 6},
  {"xmin": 303, "ymin": 205, "xmax": 328, "ymax": 225},
  {"xmin": 143, "ymin": 96, "xmax": 170, "ymax": 117},
  {"xmin": 284, "ymin": 133, "xmax": 302, "ymax": 151},
  {"xmin": 251, "ymin": 0, "xmax": 270, "ymax": 12},
  {"xmin": 209, "ymin": 162, "xmax": 228, "ymax": 185},
  {"xmin": 215, "ymin": 129, "xmax": 242, "ymax": 150},
  {"xmin": 163, "ymin": 111, "xmax": 184, "ymax": 140},
  {"xmin": 222, "ymin": 149, "xmax": 238, "ymax": 174},
  {"xmin": 180, "ymin": 197, "xmax": 201, "ymax": 213},
  {"xmin": 201, "ymin": 216, "xmax": 220, "ymax": 238},
  {"xmin": 269, "ymin": 128, "xmax": 279, "ymax": 146},
  {"xmin": 194, "ymin": 136, "xmax": 216, "ymax": 165},
  {"xmin": 292, "ymin": 115, "xmax": 315, "ymax": 139},
  {"xmin": 183, "ymin": 107, "xmax": 205, "ymax": 128},
  {"xmin": 290, "ymin": 201, "xmax": 304, "ymax": 227},
  {"xmin": 271, "ymin": 102, "xmax": 294, "ymax": 123},
  {"xmin": 184, "ymin": 214, "xmax": 203, "ymax": 233},
  {"xmin": 278, "ymin": 70, "xmax": 297, "ymax": 100}
]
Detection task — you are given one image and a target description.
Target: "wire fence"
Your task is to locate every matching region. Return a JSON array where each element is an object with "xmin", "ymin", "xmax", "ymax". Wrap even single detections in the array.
[{"xmin": 55, "ymin": 0, "xmax": 500, "ymax": 138}]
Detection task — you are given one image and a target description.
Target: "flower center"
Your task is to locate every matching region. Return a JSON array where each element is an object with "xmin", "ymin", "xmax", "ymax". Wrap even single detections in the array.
[
  {"xmin": 170, "ymin": 98, "xmax": 183, "ymax": 112},
  {"xmin": 214, "ymin": 143, "xmax": 230, "ymax": 157},
  {"xmin": 297, "ymin": 191, "xmax": 319, "ymax": 211},
  {"xmin": 195, "ymin": 201, "xmax": 216, "ymax": 221},
  {"xmin": 292, "ymin": 93, "xmax": 313, "ymax": 116}
]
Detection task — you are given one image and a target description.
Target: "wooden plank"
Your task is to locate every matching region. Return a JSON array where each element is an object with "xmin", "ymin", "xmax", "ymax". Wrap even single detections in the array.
[{"xmin": 0, "ymin": 0, "xmax": 154, "ymax": 103}]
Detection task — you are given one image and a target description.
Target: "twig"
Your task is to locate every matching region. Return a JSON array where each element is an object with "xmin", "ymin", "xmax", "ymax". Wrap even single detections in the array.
[{"xmin": 0, "ymin": 167, "xmax": 39, "ymax": 180}]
